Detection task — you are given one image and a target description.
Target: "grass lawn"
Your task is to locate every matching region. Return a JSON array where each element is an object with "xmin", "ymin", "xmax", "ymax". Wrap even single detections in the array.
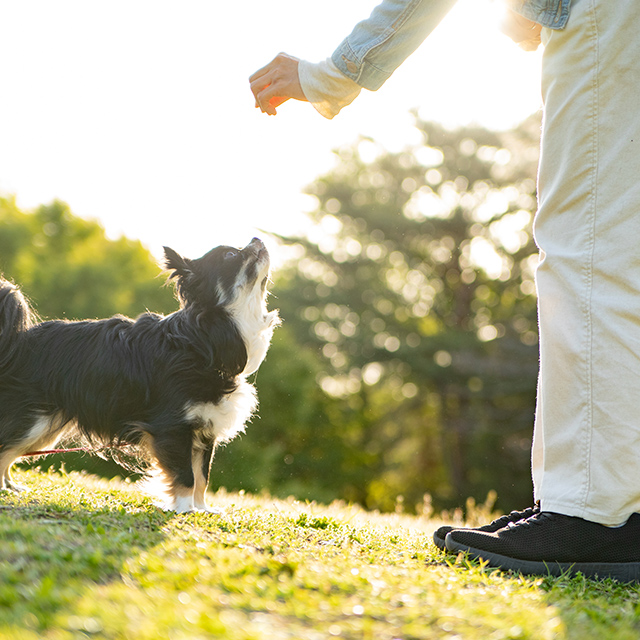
[{"xmin": 1, "ymin": 468, "xmax": 639, "ymax": 639}]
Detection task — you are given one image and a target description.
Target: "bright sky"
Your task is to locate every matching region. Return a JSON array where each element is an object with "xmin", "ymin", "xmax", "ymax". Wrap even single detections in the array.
[{"xmin": 0, "ymin": 0, "xmax": 543, "ymax": 262}]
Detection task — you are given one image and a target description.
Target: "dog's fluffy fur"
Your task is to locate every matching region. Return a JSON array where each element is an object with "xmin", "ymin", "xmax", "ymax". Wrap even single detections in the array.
[{"xmin": 0, "ymin": 237, "xmax": 279, "ymax": 512}]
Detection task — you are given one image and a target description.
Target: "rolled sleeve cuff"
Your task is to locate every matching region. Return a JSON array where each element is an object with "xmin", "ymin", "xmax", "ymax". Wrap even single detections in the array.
[{"xmin": 298, "ymin": 58, "xmax": 362, "ymax": 119}]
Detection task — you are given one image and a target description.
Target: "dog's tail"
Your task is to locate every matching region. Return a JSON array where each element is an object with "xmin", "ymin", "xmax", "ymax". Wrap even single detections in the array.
[{"xmin": 0, "ymin": 279, "xmax": 34, "ymax": 369}]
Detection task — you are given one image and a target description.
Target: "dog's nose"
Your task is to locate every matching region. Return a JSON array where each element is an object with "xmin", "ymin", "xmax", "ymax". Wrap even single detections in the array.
[{"xmin": 247, "ymin": 237, "xmax": 265, "ymax": 253}]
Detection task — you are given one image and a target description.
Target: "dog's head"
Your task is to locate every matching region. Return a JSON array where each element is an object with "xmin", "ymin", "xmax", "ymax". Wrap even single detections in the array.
[
  {"xmin": 164, "ymin": 238, "xmax": 271, "ymax": 310},
  {"xmin": 164, "ymin": 238, "xmax": 279, "ymax": 375}
]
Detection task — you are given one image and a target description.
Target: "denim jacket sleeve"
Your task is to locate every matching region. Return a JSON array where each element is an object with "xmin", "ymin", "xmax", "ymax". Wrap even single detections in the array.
[
  {"xmin": 331, "ymin": 0, "xmax": 571, "ymax": 91},
  {"xmin": 508, "ymin": 0, "xmax": 570, "ymax": 29},
  {"xmin": 331, "ymin": 0, "xmax": 457, "ymax": 91}
]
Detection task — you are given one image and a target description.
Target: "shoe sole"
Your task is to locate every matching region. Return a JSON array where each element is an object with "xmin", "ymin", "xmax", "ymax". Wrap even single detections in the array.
[
  {"xmin": 433, "ymin": 531, "xmax": 447, "ymax": 551},
  {"xmin": 446, "ymin": 538, "xmax": 640, "ymax": 583}
]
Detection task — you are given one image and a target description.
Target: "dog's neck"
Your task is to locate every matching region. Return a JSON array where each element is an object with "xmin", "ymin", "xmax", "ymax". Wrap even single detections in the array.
[
  {"xmin": 228, "ymin": 289, "xmax": 280, "ymax": 376},
  {"xmin": 243, "ymin": 309, "xmax": 280, "ymax": 375}
]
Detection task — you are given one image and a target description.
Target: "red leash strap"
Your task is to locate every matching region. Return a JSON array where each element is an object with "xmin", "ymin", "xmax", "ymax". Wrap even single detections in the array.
[
  {"xmin": 17, "ymin": 444, "xmax": 129, "ymax": 457},
  {"xmin": 0, "ymin": 443, "xmax": 128, "ymax": 458},
  {"xmin": 21, "ymin": 446, "xmax": 91, "ymax": 457}
]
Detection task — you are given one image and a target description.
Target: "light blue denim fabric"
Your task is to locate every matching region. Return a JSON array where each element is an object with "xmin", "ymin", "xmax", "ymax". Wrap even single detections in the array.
[
  {"xmin": 511, "ymin": 0, "xmax": 570, "ymax": 27},
  {"xmin": 332, "ymin": 0, "xmax": 571, "ymax": 90}
]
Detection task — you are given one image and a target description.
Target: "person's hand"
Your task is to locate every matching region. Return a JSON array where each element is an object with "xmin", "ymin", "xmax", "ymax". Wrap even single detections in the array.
[
  {"xmin": 501, "ymin": 9, "xmax": 542, "ymax": 51},
  {"xmin": 249, "ymin": 53, "xmax": 308, "ymax": 115}
]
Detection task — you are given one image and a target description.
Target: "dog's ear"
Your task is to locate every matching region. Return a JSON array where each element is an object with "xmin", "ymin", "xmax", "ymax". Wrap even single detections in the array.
[{"xmin": 163, "ymin": 247, "xmax": 192, "ymax": 279}]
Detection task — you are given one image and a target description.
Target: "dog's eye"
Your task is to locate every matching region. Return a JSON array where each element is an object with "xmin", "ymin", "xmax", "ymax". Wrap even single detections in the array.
[{"xmin": 224, "ymin": 250, "xmax": 238, "ymax": 260}]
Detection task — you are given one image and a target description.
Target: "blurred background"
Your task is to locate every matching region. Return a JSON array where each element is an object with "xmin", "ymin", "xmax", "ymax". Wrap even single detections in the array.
[{"xmin": 1, "ymin": 0, "xmax": 545, "ymax": 515}]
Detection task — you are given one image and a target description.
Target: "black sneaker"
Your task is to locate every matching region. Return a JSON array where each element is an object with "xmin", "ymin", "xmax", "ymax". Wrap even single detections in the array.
[
  {"xmin": 445, "ymin": 511, "xmax": 640, "ymax": 583},
  {"xmin": 432, "ymin": 503, "xmax": 540, "ymax": 551}
]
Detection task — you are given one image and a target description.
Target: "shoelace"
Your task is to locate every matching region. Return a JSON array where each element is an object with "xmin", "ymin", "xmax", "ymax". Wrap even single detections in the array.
[
  {"xmin": 491, "ymin": 502, "xmax": 540, "ymax": 529},
  {"xmin": 506, "ymin": 511, "xmax": 555, "ymax": 530}
]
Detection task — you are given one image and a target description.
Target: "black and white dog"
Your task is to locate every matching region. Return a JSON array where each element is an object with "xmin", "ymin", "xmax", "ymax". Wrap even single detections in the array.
[{"xmin": 0, "ymin": 237, "xmax": 279, "ymax": 512}]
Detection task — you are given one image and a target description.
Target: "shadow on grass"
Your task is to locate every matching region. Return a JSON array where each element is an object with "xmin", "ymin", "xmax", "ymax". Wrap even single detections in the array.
[
  {"xmin": 448, "ymin": 550, "xmax": 640, "ymax": 637},
  {"xmin": 538, "ymin": 572, "xmax": 640, "ymax": 638},
  {"xmin": 0, "ymin": 470, "xmax": 173, "ymax": 635}
]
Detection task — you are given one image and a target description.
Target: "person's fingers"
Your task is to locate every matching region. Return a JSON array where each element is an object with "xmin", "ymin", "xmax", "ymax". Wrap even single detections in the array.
[
  {"xmin": 251, "ymin": 80, "xmax": 280, "ymax": 115},
  {"xmin": 250, "ymin": 76, "xmax": 269, "ymax": 108},
  {"xmin": 265, "ymin": 95, "xmax": 290, "ymax": 115},
  {"xmin": 249, "ymin": 66, "xmax": 281, "ymax": 114},
  {"xmin": 269, "ymin": 96, "xmax": 289, "ymax": 109},
  {"xmin": 500, "ymin": 10, "xmax": 541, "ymax": 50},
  {"xmin": 252, "ymin": 82, "xmax": 284, "ymax": 115}
]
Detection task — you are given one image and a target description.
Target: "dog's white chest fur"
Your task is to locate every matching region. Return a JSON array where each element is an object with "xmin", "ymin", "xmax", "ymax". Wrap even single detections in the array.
[
  {"xmin": 184, "ymin": 378, "xmax": 258, "ymax": 444},
  {"xmin": 184, "ymin": 303, "xmax": 279, "ymax": 444}
]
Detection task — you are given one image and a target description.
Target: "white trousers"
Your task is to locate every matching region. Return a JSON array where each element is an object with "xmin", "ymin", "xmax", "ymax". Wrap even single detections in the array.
[{"xmin": 532, "ymin": 0, "xmax": 640, "ymax": 525}]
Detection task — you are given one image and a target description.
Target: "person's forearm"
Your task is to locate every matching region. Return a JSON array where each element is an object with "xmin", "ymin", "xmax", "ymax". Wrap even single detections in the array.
[
  {"xmin": 248, "ymin": 0, "xmax": 458, "ymax": 117},
  {"xmin": 331, "ymin": 0, "xmax": 458, "ymax": 91}
]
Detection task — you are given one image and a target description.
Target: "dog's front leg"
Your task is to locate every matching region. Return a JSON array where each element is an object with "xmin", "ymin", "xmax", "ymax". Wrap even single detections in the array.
[
  {"xmin": 151, "ymin": 427, "xmax": 198, "ymax": 513},
  {"xmin": 193, "ymin": 441, "xmax": 220, "ymax": 513}
]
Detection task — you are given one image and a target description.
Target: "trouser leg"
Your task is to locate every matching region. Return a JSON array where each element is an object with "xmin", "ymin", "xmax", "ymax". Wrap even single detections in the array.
[{"xmin": 532, "ymin": 0, "xmax": 640, "ymax": 525}]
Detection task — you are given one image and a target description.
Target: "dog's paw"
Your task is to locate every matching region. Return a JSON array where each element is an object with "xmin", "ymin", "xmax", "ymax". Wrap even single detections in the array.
[
  {"xmin": 198, "ymin": 505, "xmax": 223, "ymax": 515},
  {"xmin": 163, "ymin": 490, "xmax": 224, "ymax": 514},
  {"xmin": 168, "ymin": 504, "xmax": 224, "ymax": 515}
]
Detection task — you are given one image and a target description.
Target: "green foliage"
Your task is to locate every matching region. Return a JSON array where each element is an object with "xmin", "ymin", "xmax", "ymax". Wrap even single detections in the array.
[
  {"xmin": 0, "ymin": 196, "xmax": 175, "ymax": 319},
  {"xmin": 2, "ymin": 470, "xmax": 639, "ymax": 640},
  {"xmin": 274, "ymin": 115, "xmax": 542, "ymax": 513}
]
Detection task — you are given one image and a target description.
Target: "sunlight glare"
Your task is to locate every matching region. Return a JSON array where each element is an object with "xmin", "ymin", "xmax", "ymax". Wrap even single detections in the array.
[{"xmin": 0, "ymin": 0, "xmax": 543, "ymax": 259}]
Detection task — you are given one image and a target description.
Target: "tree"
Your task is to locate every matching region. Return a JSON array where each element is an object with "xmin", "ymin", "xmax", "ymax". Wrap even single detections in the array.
[
  {"xmin": 274, "ymin": 115, "xmax": 541, "ymax": 512},
  {"xmin": 0, "ymin": 197, "xmax": 175, "ymax": 320}
]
